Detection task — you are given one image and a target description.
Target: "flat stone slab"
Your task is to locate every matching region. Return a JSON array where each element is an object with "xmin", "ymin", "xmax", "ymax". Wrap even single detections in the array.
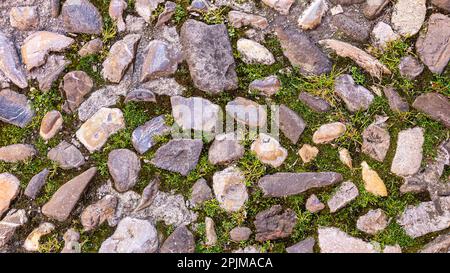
[
  {"xmin": 413, "ymin": 92, "xmax": 450, "ymax": 128},
  {"xmin": 391, "ymin": 127, "xmax": 424, "ymax": 177},
  {"xmin": 0, "ymin": 89, "xmax": 35, "ymax": 128}
]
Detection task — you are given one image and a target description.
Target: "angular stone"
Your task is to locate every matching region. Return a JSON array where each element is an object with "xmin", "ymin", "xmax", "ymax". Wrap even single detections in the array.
[
  {"xmin": 312, "ymin": 122, "xmax": 346, "ymax": 144},
  {"xmin": 160, "ymin": 225, "xmax": 195, "ymax": 253},
  {"xmin": 141, "ymin": 77, "xmax": 185, "ymax": 96},
  {"xmin": 62, "ymin": 71, "xmax": 94, "ymax": 113},
  {"xmin": 228, "ymin": 11, "xmax": 268, "ymax": 30},
  {"xmin": 249, "ymin": 75, "xmax": 281, "ymax": 97},
  {"xmin": 24, "ymin": 169, "xmax": 49, "ymax": 200},
  {"xmin": 327, "ymin": 181, "xmax": 359, "ymax": 213},
  {"xmin": 99, "ymin": 217, "xmax": 158, "ymax": 253},
  {"xmin": 362, "ymin": 117, "xmax": 390, "ymax": 162},
  {"xmin": 62, "ymin": 0, "xmax": 103, "ymax": 34},
  {"xmin": 251, "ymin": 133, "xmax": 287, "ymax": 168},
  {"xmin": 420, "ymin": 233, "xmax": 450, "ymax": 253},
  {"xmin": 171, "ymin": 96, "xmax": 221, "ymax": 133},
  {"xmin": 30, "ymin": 55, "xmax": 70, "ymax": 92},
  {"xmin": 371, "ymin": 22, "xmax": 400, "ymax": 49},
  {"xmin": 180, "ymin": 19, "xmax": 237, "ymax": 94},
  {"xmin": 190, "ymin": 178, "xmax": 213, "ymax": 206},
  {"xmin": 0, "ymin": 144, "xmax": 36, "ymax": 163},
  {"xmin": 318, "ymin": 227, "xmax": 378, "ymax": 253},
  {"xmin": 258, "ymin": 172, "xmax": 343, "ymax": 197},
  {"xmin": 42, "ymin": 167, "xmax": 97, "ymax": 221},
  {"xmin": 286, "ymin": 237, "xmax": 315, "ymax": 253},
  {"xmin": 0, "ymin": 173, "xmax": 20, "ymax": 216},
  {"xmin": 391, "ymin": 0, "xmax": 426, "ymax": 37},
  {"xmin": 254, "ymin": 205, "xmax": 297, "ymax": 241},
  {"xmin": 102, "ymin": 34, "xmax": 141, "ymax": 83},
  {"xmin": 108, "ymin": 149, "xmax": 141, "ymax": 192},
  {"xmin": 413, "ymin": 92, "xmax": 450, "ymax": 129},
  {"xmin": 208, "ymin": 133, "xmax": 244, "ymax": 165},
  {"xmin": 305, "ymin": 194, "xmax": 325, "ymax": 213},
  {"xmin": 78, "ymin": 38, "xmax": 103, "ymax": 57},
  {"xmin": 391, "ymin": 127, "xmax": 424, "ymax": 176},
  {"xmin": 21, "ymin": 31, "xmax": 74, "ymax": 71},
  {"xmin": 40, "ymin": 110, "xmax": 63, "ymax": 140},
  {"xmin": 331, "ymin": 14, "xmax": 370, "ymax": 42},
  {"xmin": 140, "ymin": 40, "xmax": 178, "ymax": 82},
  {"xmin": 151, "ymin": 139, "xmax": 203, "ymax": 176},
  {"xmin": 335, "ymin": 74, "xmax": 374, "ymax": 112},
  {"xmin": 320, "ymin": 39, "xmax": 391, "ymax": 79},
  {"xmin": 363, "ymin": 0, "xmax": 390, "ymax": 19},
  {"xmin": 356, "ymin": 209, "xmax": 389, "ymax": 235},
  {"xmin": 237, "ymin": 39, "xmax": 275, "ymax": 65},
  {"xmin": 132, "ymin": 115, "xmax": 170, "ymax": 154},
  {"xmin": 276, "ymin": 25, "xmax": 332, "ymax": 76},
  {"xmin": 109, "ymin": 0, "xmax": 127, "ymax": 32},
  {"xmin": 0, "ymin": 209, "xmax": 27, "ymax": 248},
  {"xmin": 298, "ymin": 0, "xmax": 328, "ymax": 30},
  {"xmin": 77, "ymin": 86, "xmax": 125, "ymax": 122},
  {"xmin": 76, "ymin": 108, "xmax": 125, "ymax": 153},
  {"xmin": 0, "ymin": 89, "xmax": 34, "ymax": 128},
  {"xmin": 9, "ymin": 6, "xmax": 39, "ymax": 31},
  {"xmin": 339, "ymin": 148, "xmax": 353, "ymax": 169},
  {"xmin": 134, "ymin": 179, "xmax": 159, "ymax": 212},
  {"xmin": 279, "ymin": 105, "xmax": 306, "ymax": 144},
  {"xmin": 213, "ymin": 166, "xmax": 248, "ymax": 212},
  {"xmin": 226, "ymin": 97, "xmax": 267, "ymax": 128},
  {"xmin": 362, "ymin": 161, "xmax": 388, "ymax": 196},
  {"xmin": 230, "ymin": 227, "xmax": 252, "ymax": 242},
  {"xmin": 81, "ymin": 195, "xmax": 117, "ymax": 231},
  {"xmin": 298, "ymin": 92, "xmax": 331, "ymax": 112},
  {"xmin": 0, "ymin": 33, "xmax": 28, "ymax": 88},
  {"xmin": 205, "ymin": 216, "xmax": 217, "ymax": 246},
  {"xmin": 61, "ymin": 228, "xmax": 80, "ymax": 253},
  {"xmin": 262, "ymin": 0, "xmax": 294, "ymax": 15},
  {"xmin": 125, "ymin": 88, "xmax": 156, "ymax": 103},
  {"xmin": 155, "ymin": 1, "xmax": 176, "ymax": 28},
  {"xmin": 48, "ymin": 141, "xmax": 85, "ymax": 170},
  {"xmin": 298, "ymin": 144, "xmax": 319, "ymax": 163},
  {"xmin": 432, "ymin": 0, "xmax": 450, "ymax": 11},
  {"xmin": 135, "ymin": 0, "xmax": 164, "ymax": 22},
  {"xmin": 398, "ymin": 56, "xmax": 424, "ymax": 80},
  {"xmin": 23, "ymin": 222, "xmax": 55, "ymax": 252},
  {"xmin": 383, "ymin": 87, "xmax": 409, "ymax": 112}
]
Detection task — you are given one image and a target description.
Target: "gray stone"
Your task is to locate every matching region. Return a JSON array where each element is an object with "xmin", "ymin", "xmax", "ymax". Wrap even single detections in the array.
[
  {"xmin": 356, "ymin": 209, "xmax": 389, "ymax": 235},
  {"xmin": 398, "ymin": 56, "xmax": 424, "ymax": 80},
  {"xmin": 383, "ymin": 87, "xmax": 409, "ymax": 112},
  {"xmin": 141, "ymin": 77, "xmax": 185, "ymax": 96},
  {"xmin": 213, "ymin": 166, "xmax": 248, "ymax": 212},
  {"xmin": 298, "ymin": 92, "xmax": 331, "ymax": 112},
  {"xmin": 140, "ymin": 40, "xmax": 178, "ymax": 82},
  {"xmin": 249, "ymin": 75, "xmax": 281, "ymax": 97},
  {"xmin": 361, "ymin": 117, "xmax": 390, "ymax": 162},
  {"xmin": 77, "ymin": 86, "xmax": 125, "ymax": 122},
  {"xmin": 171, "ymin": 96, "xmax": 221, "ymax": 133},
  {"xmin": 125, "ymin": 88, "xmax": 156, "ymax": 103},
  {"xmin": 391, "ymin": 127, "xmax": 424, "ymax": 176},
  {"xmin": 334, "ymin": 74, "xmax": 374, "ymax": 112},
  {"xmin": 226, "ymin": 97, "xmax": 267, "ymax": 128},
  {"xmin": 208, "ymin": 133, "xmax": 244, "ymax": 165},
  {"xmin": 48, "ymin": 141, "xmax": 85, "ymax": 170},
  {"xmin": 62, "ymin": 71, "xmax": 94, "ymax": 113},
  {"xmin": 371, "ymin": 22, "xmax": 400, "ymax": 49},
  {"xmin": 363, "ymin": 0, "xmax": 390, "ymax": 19},
  {"xmin": 78, "ymin": 38, "xmax": 103, "ymax": 57},
  {"xmin": 258, "ymin": 172, "xmax": 343, "ymax": 197},
  {"xmin": 318, "ymin": 227, "xmax": 378, "ymax": 253},
  {"xmin": 0, "ymin": 209, "xmax": 27, "ymax": 248},
  {"xmin": 29, "ymin": 55, "xmax": 70, "ymax": 92},
  {"xmin": 135, "ymin": 0, "xmax": 164, "ymax": 22},
  {"xmin": 205, "ymin": 217, "xmax": 217, "ymax": 246},
  {"xmin": 0, "ymin": 33, "xmax": 27, "ymax": 88},
  {"xmin": 51, "ymin": 0, "xmax": 61, "ymax": 17},
  {"xmin": 331, "ymin": 14, "xmax": 370, "ymax": 42},
  {"xmin": 81, "ymin": 195, "xmax": 118, "ymax": 231},
  {"xmin": 279, "ymin": 104, "xmax": 306, "ymax": 144},
  {"xmin": 190, "ymin": 178, "xmax": 213, "ymax": 206},
  {"xmin": 24, "ymin": 169, "xmax": 49, "ymax": 199},
  {"xmin": 0, "ymin": 144, "xmax": 36, "ymax": 163},
  {"xmin": 330, "ymin": 0, "xmax": 364, "ymax": 4},
  {"xmin": 230, "ymin": 227, "xmax": 252, "ymax": 242},
  {"xmin": 132, "ymin": 115, "xmax": 170, "ymax": 154},
  {"xmin": 135, "ymin": 179, "xmax": 160, "ymax": 212},
  {"xmin": 305, "ymin": 194, "xmax": 325, "ymax": 213},
  {"xmin": 109, "ymin": 0, "xmax": 127, "ymax": 32},
  {"xmin": 327, "ymin": 181, "xmax": 359, "ymax": 213},
  {"xmin": 413, "ymin": 92, "xmax": 450, "ymax": 129},
  {"xmin": 108, "ymin": 149, "xmax": 141, "ymax": 192},
  {"xmin": 391, "ymin": 0, "xmax": 426, "ymax": 37},
  {"xmin": 155, "ymin": 1, "xmax": 177, "ymax": 28},
  {"xmin": 420, "ymin": 233, "xmax": 450, "ymax": 253},
  {"xmin": 286, "ymin": 237, "xmax": 315, "ymax": 253},
  {"xmin": 254, "ymin": 205, "xmax": 297, "ymax": 241},
  {"xmin": 160, "ymin": 225, "xmax": 195, "ymax": 253},
  {"xmin": 0, "ymin": 89, "xmax": 34, "ymax": 128},
  {"xmin": 62, "ymin": 0, "xmax": 103, "ymax": 34}
]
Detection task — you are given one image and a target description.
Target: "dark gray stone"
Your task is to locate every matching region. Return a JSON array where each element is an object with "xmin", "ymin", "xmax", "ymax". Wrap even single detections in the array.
[
  {"xmin": 160, "ymin": 225, "xmax": 195, "ymax": 253},
  {"xmin": 363, "ymin": 0, "xmax": 390, "ymax": 19},
  {"xmin": 254, "ymin": 205, "xmax": 297, "ymax": 242},
  {"xmin": 361, "ymin": 117, "xmax": 390, "ymax": 162},
  {"xmin": 279, "ymin": 104, "xmax": 306, "ymax": 144},
  {"xmin": 383, "ymin": 87, "xmax": 409, "ymax": 112},
  {"xmin": 420, "ymin": 233, "xmax": 450, "ymax": 253},
  {"xmin": 125, "ymin": 88, "xmax": 156, "ymax": 103},
  {"xmin": 48, "ymin": 141, "xmax": 85, "ymax": 170},
  {"xmin": 0, "ymin": 33, "xmax": 28, "ymax": 88},
  {"xmin": 135, "ymin": 178, "xmax": 159, "ymax": 212},
  {"xmin": 0, "ymin": 89, "xmax": 34, "ymax": 128},
  {"xmin": 432, "ymin": 0, "xmax": 450, "ymax": 12},
  {"xmin": 108, "ymin": 149, "xmax": 141, "ymax": 192},
  {"xmin": 132, "ymin": 115, "xmax": 170, "ymax": 154},
  {"xmin": 62, "ymin": 0, "xmax": 103, "ymax": 34},
  {"xmin": 24, "ymin": 169, "xmax": 50, "ymax": 199},
  {"xmin": 190, "ymin": 178, "xmax": 213, "ymax": 206},
  {"xmin": 334, "ymin": 74, "xmax": 374, "ymax": 112},
  {"xmin": 298, "ymin": 92, "xmax": 331, "ymax": 112},
  {"xmin": 286, "ymin": 237, "xmax": 315, "ymax": 253},
  {"xmin": 331, "ymin": 14, "xmax": 371, "ymax": 42}
]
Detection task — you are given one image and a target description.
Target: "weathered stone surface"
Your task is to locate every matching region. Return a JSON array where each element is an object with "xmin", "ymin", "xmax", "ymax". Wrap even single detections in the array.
[
  {"xmin": 0, "ymin": 33, "xmax": 28, "ymax": 88},
  {"xmin": 286, "ymin": 237, "xmax": 315, "ymax": 253},
  {"xmin": 334, "ymin": 74, "xmax": 374, "ymax": 112},
  {"xmin": 298, "ymin": 92, "xmax": 331, "ymax": 113},
  {"xmin": 0, "ymin": 173, "xmax": 20, "ymax": 216},
  {"xmin": 42, "ymin": 167, "xmax": 97, "ymax": 222},
  {"xmin": 81, "ymin": 195, "xmax": 117, "ymax": 231},
  {"xmin": 135, "ymin": 0, "xmax": 164, "ymax": 22},
  {"xmin": 362, "ymin": 161, "xmax": 387, "ymax": 196},
  {"xmin": 155, "ymin": 1, "xmax": 176, "ymax": 27},
  {"xmin": 48, "ymin": 141, "xmax": 85, "ymax": 170},
  {"xmin": 77, "ymin": 86, "xmax": 126, "ymax": 122},
  {"xmin": 171, "ymin": 96, "xmax": 220, "ymax": 133},
  {"xmin": 327, "ymin": 181, "xmax": 359, "ymax": 213},
  {"xmin": 298, "ymin": 0, "xmax": 328, "ymax": 30},
  {"xmin": 134, "ymin": 179, "xmax": 159, "ymax": 212},
  {"xmin": 29, "ymin": 55, "xmax": 70, "ymax": 92},
  {"xmin": 9, "ymin": 6, "xmax": 39, "ymax": 30},
  {"xmin": 262, "ymin": 0, "xmax": 294, "ymax": 14},
  {"xmin": 0, "ymin": 209, "xmax": 27, "ymax": 248},
  {"xmin": 102, "ymin": 34, "xmax": 141, "ymax": 83},
  {"xmin": 99, "ymin": 217, "xmax": 158, "ymax": 253},
  {"xmin": 62, "ymin": 0, "xmax": 103, "ymax": 34},
  {"xmin": 208, "ymin": 133, "xmax": 244, "ymax": 165},
  {"xmin": 312, "ymin": 122, "xmax": 346, "ymax": 144},
  {"xmin": 180, "ymin": 19, "xmax": 237, "ymax": 94},
  {"xmin": 109, "ymin": 0, "xmax": 127, "ymax": 32},
  {"xmin": 298, "ymin": 144, "xmax": 319, "ymax": 163},
  {"xmin": 432, "ymin": 0, "xmax": 450, "ymax": 11},
  {"xmin": 0, "ymin": 89, "xmax": 34, "ymax": 128},
  {"xmin": 230, "ymin": 227, "xmax": 252, "ymax": 242},
  {"xmin": 249, "ymin": 75, "xmax": 281, "ymax": 97},
  {"xmin": 51, "ymin": 0, "xmax": 61, "ymax": 17},
  {"xmin": 40, "ymin": 110, "xmax": 63, "ymax": 140},
  {"xmin": 21, "ymin": 31, "xmax": 74, "ymax": 71},
  {"xmin": 413, "ymin": 93, "xmax": 450, "ymax": 128},
  {"xmin": 279, "ymin": 105, "xmax": 306, "ymax": 144},
  {"xmin": 140, "ymin": 40, "xmax": 178, "ymax": 82},
  {"xmin": 363, "ymin": 0, "xmax": 390, "ymax": 19},
  {"xmin": 398, "ymin": 55, "xmax": 424, "ymax": 80},
  {"xmin": 125, "ymin": 88, "xmax": 156, "ymax": 103},
  {"xmin": 228, "ymin": 11, "xmax": 268, "ymax": 30},
  {"xmin": 383, "ymin": 87, "xmax": 409, "ymax": 112},
  {"xmin": 24, "ymin": 169, "xmax": 49, "ymax": 200},
  {"xmin": 251, "ymin": 133, "xmax": 287, "ymax": 168},
  {"xmin": 160, "ymin": 225, "xmax": 195, "ymax": 253},
  {"xmin": 276, "ymin": 25, "xmax": 332, "ymax": 76},
  {"xmin": 151, "ymin": 139, "xmax": 203, "ymax": 176},
  {"xmin": 318, "ymin": 227, "xmax": 378, "ymax": 253},
  {"xmin": 76, "ymin": 108, "xmax": 125, "ymax": 153},
  {"xmin": 213, "ymin": 166, "xmax": 248, "ymax": 212},
  {"xmin": 397, "ymin": 196, "xmax": 450, "ymax": 238},
  {"xmin": 362, "ymin": 117, "xmax": 390, "ymax": 162},
  {"xmin": 190, "ymin": 178, "xmax": 213, "ymax": 206},
  {"xmin": 254, "ymin": 205, "xmax": 297, "ymax": 241},
  {"xmin": 420, "ymin": 233, "xmax": 450, "ymax": 253},
  {"xmin": 132, "ymin": 115, "xmax": 170, "ymax": 154},
  {"xmin": 79, "ymin": 38, "xmax": 103, "ymax": 57},
  {"xmin": 331, "ymin": 14, "xmax": 370, "ymax": 42},
  {"xmin": 339, "ymin": 148, "xmax": 353, "ymax": 169},
  {"xmin": 0, "ymin": 144, "xmax": 36, "ymax": 163},
  {"xmin": 258, "ymin": 172, "xmax": 343, "ymax": 197},
  {"xmin": 391, "ymin": 127, "xmax": 424, "ymax": 176},
  {"xmin": 391, "ymin": 0, "xmax": 426, "ymax": 37},
  {"xmin": 356, "ymin": 209, "xmax": 389, "ymax": 235},
  {"xmin": 305, "ymin": 194, "xmax": 325, "ymax": 213},
  {"xmin": 226, "ymin": 97, "xmax": 267, "ymax": 128},
  {"xmin": 371, "ymin": 22, "xmax": 400, "ymax": 49},
  {"xmin": 62, "ymin": 71, "xmax": 94, "ymax": 113},
  {"xmin": 205, "ymin": 216, "xmax": 217, "ymax": 246},
  {"xmin": 237, "ymin": 39, "xmax": 275, "ymax": 65},
  {"xmin": 141, "ymin": 77, "xmax": 185, "ymax": 96},
  {"xmin": 320, "ymin": 39, "xmax": 391, "ymax": 79},
  {"xmin": 61, "ymin": 228, "xmax": 80, "ymax": 253},
  {"xmin": 23, "ymin": 222, "xmax": 55, "ymax": 252},
  {"xmin": 108, "ymin": 149, "xmax": 141, "ymax": 192}
]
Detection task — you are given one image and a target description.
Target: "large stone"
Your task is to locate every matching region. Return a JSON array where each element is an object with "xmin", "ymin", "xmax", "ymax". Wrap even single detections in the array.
[
  {"xmin": 190, "ymin": 178, "xmax": 213, "ymax": 206},
  {"xmin": 62, "ymin": 0, "xmax": 103, "ymax": 34},
  {"xmin": 208, "ymin": 133, "xmax": 244, "ymax": 165},
  {"xmin": 21, "ymin": 31, "xmax": 74, "ymax": 71},
  {"xmin": 132, "ymin": 115, "xmax": 170, "ymax": 154},
  {"xmin": 363, "ymin": 0, "xmax": 390, "ymax": 19},
  {"xmin": 160, "ymin": 225, "xmax": 195, "ymax": 253},
  {"xmin": 76, "ymin": 108, "xmax": 125, "ymax": 153},
  {"xmin": 9, "ymin": 6, "xmax": 39, "ymax": 31},
  {"xmin": 0, "ymin": 33, "xmax": 28, "ymax": 88},
  {"xmin": 0, "ymin": 173, "xmax": 20, "ymax": 216},
  {"xmin": 102, "ymin": 34, "xmax": 141, "ymax": 83},
  {"xmin": 212, "ymin": 166, "xmax": 248, "ymax": 212},
  {"xmin": 40, "ymin": 110, "xmax": 63, "ymax": 140},
  {"xmin": 151, "ymin": 139, "xmax": 203, "ymax": 176},
  {"xmin": 286, "ymin": 237, "xmax": 315, "ymax": 253},
  {"xmin": 171, "ymin": 96, "xmax": 221, "ymax": 133},
  {"xmin": 362, "ymin": 161, "xmax": 388, "ymax": 197},
  {"xmin": 361, "ymin": 117, "xmax": 390, "ymax": 162},
  {"xmin": 180, "ymin": 19, "xmax": 237, "ymax": 94},
  {"xmin": 356, "ymin": 209, "xmax": 389, "ymax": 235},
  {"xmin": 312, "ymin": 122, "xmax": 346, "ymax": 144},
  {"xmin": 258, "ymin": 172, "xmax": 343, "ymax": 197},
  {"xmin": 48, "ymin": 141, "xmax": 85, "ymax": 170},
  {"xmin": 413, "ymin": 93, "xmax": 450, "ymax": 128},
  {"xmin": 318, "ymin": 227, "xmax": 378, "ymax": 253},
  {"xmin": 81, "ymin": 195, "xmax": 118, "ymax": 231},
  {"xmin": 0, "ymin": 209, "xmax": 27, "ymax": 248},
  {"xmin": 42, "ymin": 167, "xmax": 97, "ymax": 221},
  {"xmin": 0, "ymin": 89, "xmax": 34, "ymax": 128},
  {"xmin": 398, "ymin": 56, "xmax": 424, "ymax": 80},
  {"xmin": 249, "ymin": 75, "xmax": 281, "ymax": 97},
  {"xmin": 327, "ymin": 181, "xmax": 359, "ymax": 213},
  {"xmin": 62, "ymin": 71, "xmax": 93, "ymax": 113},
  {"xmin": 237, "ymin": 39, "xmax": 275, "ymax": 65},
  {"xmin": 298, "ymin": 92, "xmax": 331, "ymax": 112},
  {"xmin": 108, "ymin": 149, "xmax": 141, "ymax": 192},
  {"xmin": 0, "ymin": 144, "xmax": 36, "ymax": 163},
  {"xmin": 320, "ymin": 39, "xmax": 391, "ymax": 79},
  {"xmin": 420, "ymin": 233, "xmax": 450, "ymax": 253},
  {"xmin": 279, "ymin": 105, "xmax": 306, "ymax": 144},
  {"xmin": 262, "ymin": 0, "xmax": 294, "ymax": 14},
  {"xmin": 254, "ymin": 205, "xmax": 297, "ymax": 241},
  {"xmin": 331, "ymin": 14, "xmax": 370, "ymax": 42},
  {"xmin": 99, "ymin": 217, "xmax": 158, "ymax": 253},
  {"xmin": 251, "ymin": 133, "xmax": 287, "ymax": 168},
  {"xmin": 391, "ymin": 127, "xmax": 424, "ymax": 176},
  {"xmin": 226, "ymin": 97, "xmax": 267, "ymax": 128},
  {"xmin": 391, "ymin": 0, "xmax": 426, "ymax": 37},
  {"xmin": 276, "ymin": 25, "xmax": 332, "ymax": 76},
  {"xmin": 228, "ymin": 11, "xmax": 268, "ymax": 30},
  {"xmin": 334, "ymin": 74, "xmax": 374, "ymax": 112},
  {"xmin": 383, "ymin": 87, "xmax": 409, "ymax": 112},
  {"xmin": 298, "ymin": 0, "xmax": 328, "ymax": 30},
  {"xmin": 24, "ymin": 169, "xmax": 49, "ymax": 200},
  {"xmin": 140, "ymin": 40, "xmax": 178, "ymax": 82}
]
